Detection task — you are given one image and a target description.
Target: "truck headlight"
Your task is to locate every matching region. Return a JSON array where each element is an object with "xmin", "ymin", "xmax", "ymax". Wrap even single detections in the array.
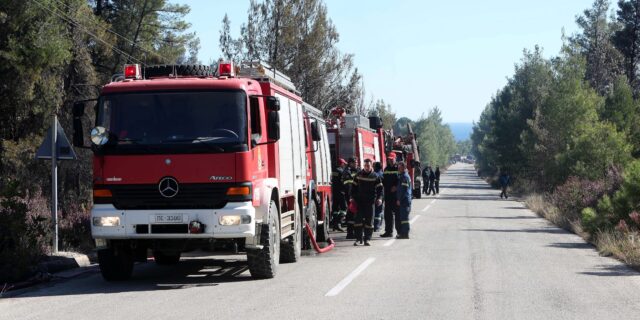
[
  {"xmin": 93, "ymin": 216, "xmax": 120, "ymax": 227},
  {"xmin": 219, "ymin": 215, "xmax": 252, "ymax": 225}
]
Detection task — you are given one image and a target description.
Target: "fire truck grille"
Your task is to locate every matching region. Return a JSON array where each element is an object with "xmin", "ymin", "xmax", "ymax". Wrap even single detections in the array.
[{"xmin": 110, "ymin": 183, "xmax": 231, "ymax": 210}]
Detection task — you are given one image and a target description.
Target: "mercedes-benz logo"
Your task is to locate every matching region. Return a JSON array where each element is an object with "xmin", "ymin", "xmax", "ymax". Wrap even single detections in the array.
[{"xmin": 158, "ymin": 177, "xmax": 179, "ymax": 198}]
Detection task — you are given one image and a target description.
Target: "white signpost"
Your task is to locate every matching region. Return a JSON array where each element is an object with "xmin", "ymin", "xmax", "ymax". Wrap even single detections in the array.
[{"xmin": 36, "ymin": 115, "xmax": 77, "ymax": 253}]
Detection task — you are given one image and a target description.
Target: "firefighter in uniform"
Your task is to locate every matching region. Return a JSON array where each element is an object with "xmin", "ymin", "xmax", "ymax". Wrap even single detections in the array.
[
  {"xmin": 331, "ymin": 158, "xmax": 348, "ymax": 231},
  {"xmin": 351, "ymin": 159, "xmax": 384, "ymax": 246},
  {"xmin": 343, "ymin": 157, "xmax": 359, "ymax": 239},
  {"xmin": 380, "ymin": 153, "xmax": 399, "ymax": 238},
  {"xmin": 373, "ymin": 161, "xmax": 384, "ymax": 232},
  {"xmin": 396, "ymin": 161, "xmax": 412, "ymax": 239}
]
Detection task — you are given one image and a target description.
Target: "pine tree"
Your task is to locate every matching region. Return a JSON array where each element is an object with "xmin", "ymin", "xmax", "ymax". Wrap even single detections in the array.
[
  {"xmin": 572, "ymin": 0, "xmax": 623, "ymax": 94},
  {"xmin": 613, "ymin": 0, "xmax": 640, "ymax": 90}
]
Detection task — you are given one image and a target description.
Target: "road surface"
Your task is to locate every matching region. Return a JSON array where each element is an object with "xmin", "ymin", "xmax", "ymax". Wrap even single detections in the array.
[{"xmin": 2, "ymin": 163, "xmax": 640, "ymax": 319}]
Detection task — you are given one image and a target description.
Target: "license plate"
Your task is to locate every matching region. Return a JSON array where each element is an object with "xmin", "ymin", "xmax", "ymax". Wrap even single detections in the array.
[{"xmin": 152, "ymin": 214, "xmax": 184, "ymax": 224}]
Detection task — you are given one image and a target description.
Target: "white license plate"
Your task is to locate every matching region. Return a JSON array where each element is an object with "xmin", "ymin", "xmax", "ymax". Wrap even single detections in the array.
[{"xmin": 152, "ymin": 214, "xmax": 184, "ymax": 224}]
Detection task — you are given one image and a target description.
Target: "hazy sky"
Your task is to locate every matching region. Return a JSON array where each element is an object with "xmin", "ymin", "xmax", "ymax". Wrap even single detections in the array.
[{"xmin": 181, "ymin": 0, "xmax": 587, "ymax": 123}]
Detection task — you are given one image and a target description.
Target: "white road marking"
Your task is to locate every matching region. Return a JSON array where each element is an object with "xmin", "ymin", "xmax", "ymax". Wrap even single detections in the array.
[
  {"xmin": 430, "ymin": 199, "xmax": 437, "ymax": 204},
  {"xmin": 325, "ymin": 257, "xmax": 376, "ymax": 297},
  {"xmin": 422, "ymin": 204, "xmax": 431, "ymax": 212},
  {"xmin": 410, "ymin": 215, "xmax": 421, "ymax": 224},
  {"xmin": 383, "ymin": 239, "xmax": 396, "ymax": 247}
]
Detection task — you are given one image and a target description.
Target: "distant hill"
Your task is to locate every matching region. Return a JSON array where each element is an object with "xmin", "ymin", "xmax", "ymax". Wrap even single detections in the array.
[{"xmin": 447, "ymin": 123, "xmax": 473, "ymax": 141}]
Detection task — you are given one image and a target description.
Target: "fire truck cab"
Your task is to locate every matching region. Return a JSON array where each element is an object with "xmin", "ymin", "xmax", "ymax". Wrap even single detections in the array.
[{"xmin": 73, "ymin": 62, "xmax": 332, "ymax": 280}]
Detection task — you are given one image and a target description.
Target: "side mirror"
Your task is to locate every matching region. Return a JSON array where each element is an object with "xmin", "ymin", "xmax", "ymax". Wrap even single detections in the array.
[
  {"xmin": 266, "ymin": 96, "xmax": 280, "ymax": 111},
  {"xmin": 267, "ymin": 110, "xmax": 280, "ymax": 141},
  {"xmin": 73, "ymin": 102, "xmax": 85, "ymax": 147},
  {"xmin": 311, "ymin": 121, "xmax": 321, "ymax": 141}
]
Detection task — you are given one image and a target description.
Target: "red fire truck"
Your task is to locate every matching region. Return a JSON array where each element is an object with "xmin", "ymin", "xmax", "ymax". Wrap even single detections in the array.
[
  {"xmin": 326, "ymin": 107, "xmax": 386, "ymax": 169},
  {"xmin": 388, "ymin": 123, "xmax": 422, "ymax": 198},
  {"xmin": 73, "ymin": 61, "xmax": 332, "ymax": 280}
]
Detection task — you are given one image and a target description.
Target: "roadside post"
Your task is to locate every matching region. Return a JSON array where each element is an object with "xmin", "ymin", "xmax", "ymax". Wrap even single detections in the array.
[{"xmin": 35, "ymin": 115, "xmax": 77, "ymax": 254}]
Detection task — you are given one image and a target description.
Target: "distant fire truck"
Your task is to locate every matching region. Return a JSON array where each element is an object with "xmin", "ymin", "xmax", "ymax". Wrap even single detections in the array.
[
  {"xmin": 388, "ymin": 123, "xmax": 422, "ymax": 198},
  {"xmin": 326, "ymin": 107, "xmax": 386, "ymax": 169},
  {"xmin": 73, "ymin": 61, "xmax": 332, "ymax": 280}
]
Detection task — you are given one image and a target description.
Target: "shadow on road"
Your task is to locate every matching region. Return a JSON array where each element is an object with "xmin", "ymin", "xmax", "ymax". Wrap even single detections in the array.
[
  {"xmin": 446, "ymin": 215, "xmax": 539, "ymax": 220},
  {"xmin": 547, "ymin": 242, "xmax": 595, "ymax": 249},
  {"xmin": 436, "ymin": 194, "xmax": 502, "ymax": 201},
  {"xmin": 579, "ymin": 264, "xmax": 640, "ymax": 277},
  {"xmin": 462, "ymin": 228, "xmax": 571, "ymax": 234},
  {"xmin": 10, "ymin": 258, "xmax": 255, "ymax": 299}
]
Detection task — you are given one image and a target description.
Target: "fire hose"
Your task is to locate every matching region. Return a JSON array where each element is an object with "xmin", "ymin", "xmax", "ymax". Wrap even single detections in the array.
[{"xmin": 304, "ymin": 222, "xmax": 335, "ymax": 253}]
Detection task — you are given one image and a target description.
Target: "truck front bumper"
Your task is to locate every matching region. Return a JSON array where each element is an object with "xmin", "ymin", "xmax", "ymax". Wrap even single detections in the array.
[{"xmin": 91, "ymin": 202, "xmax": 256, "ymax": 239}]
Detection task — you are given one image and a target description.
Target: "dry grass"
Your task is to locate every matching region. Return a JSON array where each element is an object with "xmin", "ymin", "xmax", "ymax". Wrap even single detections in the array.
[
  {"xmin": 525, "ymin": 194, "xmax": 571, "ymax": 230},
  {"xmin": 524, "ymin": 193, "xmax": 640, "ymax": 270},
  {"xmin": 595, "ymin": 231, "xmax": 640, "ymax": 269}
]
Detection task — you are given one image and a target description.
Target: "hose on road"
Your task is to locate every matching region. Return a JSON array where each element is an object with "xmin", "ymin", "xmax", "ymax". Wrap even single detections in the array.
[{"xmin": 304, "ymin": 222, "xmax": 335, "ymax": 253}]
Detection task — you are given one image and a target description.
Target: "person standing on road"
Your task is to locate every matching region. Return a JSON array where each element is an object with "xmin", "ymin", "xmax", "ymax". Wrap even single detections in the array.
[
  {"xmin": 351, "ymin": 159, "xmax": 384, "ymax": 246},
  {"xmin": 396, "ymin": 161, "xmax": 412, "ymax": 239},
  {"xmin": 422, "ymin": 165, "xmax": 430, "ymax": 194},
  {"xmin": 331, "ymin": 158, "xmax": 348, "ymax": 231},
  {"xmin": 499, "ymin": 170, "xmax": 510, "ymax": 199},
  {"xmin": 373, "ymin": 161, "xmax": 384, "ymax": 232},
  {"xmin": 434, "ymin": 166, "xmax": 441, "ymax": 195},
  {"xmin": 381, "ymin": 153, "xmax": 399, "ymax": 238},
  {"xmin": 425, "ymin": 166, "xmax": 436, "ymax": 195},
  {"xmin": 343, "ymin": 157, "xmax": 360, "ymax": 239}
]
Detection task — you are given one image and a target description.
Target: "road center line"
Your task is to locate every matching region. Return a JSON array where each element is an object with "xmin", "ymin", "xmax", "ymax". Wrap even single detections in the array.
[
  {"xmin": 430, "ymin": 199, "xmax": 437, "ymax": 204},
  {"xmin": 422, "ymin": 204, "xmax": 431, "ymax": 212},
  {"xmin": 383, "ymin": 238, "xmax": 396, "ymax": 247},
  {"xmin": 325, "ymin": 257, "xmax": 376, "ymax": 297},
  {"xmin": 410, "ymin": 215, "xmax": 421, "ymax": 224}
]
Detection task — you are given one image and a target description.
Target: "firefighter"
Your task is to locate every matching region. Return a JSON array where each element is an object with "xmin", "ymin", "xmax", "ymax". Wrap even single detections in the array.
[
  {"xmin": 373, "ymin": 161, "xmax": 384, "ymax": 232},
  {"xmin": 396, "ymin": 161, "xmax": 412, "ymax": 239},
  {"xmin": 331, "ymin": 158, "xmax": 348, "ymax": 231},
  {"xmin": 351, "ymin": 159, "xmax": 384, "ymax": 246},
  {"xmin": 343, "ymin": 157, "xmax": 359, "ymax": 239},
  {"xmin": 381, "ymin": 153, "xmax": 399, "ymax": 238}
]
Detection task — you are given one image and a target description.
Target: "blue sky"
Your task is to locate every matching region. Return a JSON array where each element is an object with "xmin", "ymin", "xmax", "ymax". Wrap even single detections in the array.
[{"xmin": 181, "ymin": 0, "xmax": 587, "ymax": 123}]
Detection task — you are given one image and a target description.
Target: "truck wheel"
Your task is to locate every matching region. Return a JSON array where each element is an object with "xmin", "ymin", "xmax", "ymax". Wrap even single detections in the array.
[
  {"xmin": 153, "ymin": 251, "xmax": 181, "ymax": 265},
  {"xmin": 316, "ymin": 199, "xmax": 330, "ymax": 243},
  {"xmin": 303, "ymin": 200, "xmax": 318, "ymax": 250},
  {"xmin": 97, "ymin": 247, "xmax": 134, "ymax": 281},
  {"xmin": 280, "ymin": 202, "xmax": 302, "ymax": 263},
  {"xmin": 247, "ymin": 200, "xmax": 280, "ymax": 279}
]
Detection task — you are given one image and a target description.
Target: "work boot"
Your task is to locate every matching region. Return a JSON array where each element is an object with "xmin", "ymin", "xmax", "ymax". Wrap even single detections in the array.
[
  {"xmin": 396, "ymin": 234, "xmax": 409, "ymax": 239},
  {"xmin": 364, "ymin": 240, "xmax": 371, "ymax": 246},
  {"xmin": 353, "ymin": 241, "xmax": 359, "ymax": 246},
  {"xmin": 380, "ymin": 233, "xmax": 393, "ymax": 238}
]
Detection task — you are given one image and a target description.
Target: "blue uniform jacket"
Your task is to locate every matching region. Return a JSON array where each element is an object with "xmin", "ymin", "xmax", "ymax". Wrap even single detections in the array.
[{"xmin": 397, "ymin": 171, "xmax": 412, "ymax": 207}]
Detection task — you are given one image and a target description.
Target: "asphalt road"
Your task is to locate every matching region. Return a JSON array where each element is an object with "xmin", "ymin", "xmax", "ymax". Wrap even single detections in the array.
[{"xmin": 3, "ymin": 163, "xmax": 640, "ymax": 320}]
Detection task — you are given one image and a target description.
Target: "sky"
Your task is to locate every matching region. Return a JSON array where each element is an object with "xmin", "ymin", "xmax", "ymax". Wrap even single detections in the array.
[{"xmin": 180, "ymin": 0, "xmax": 587, "ymax": 124}]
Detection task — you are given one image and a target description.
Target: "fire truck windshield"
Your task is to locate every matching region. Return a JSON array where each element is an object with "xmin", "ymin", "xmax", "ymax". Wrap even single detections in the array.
[{"xmin": 96, "ymin": 90, "xmax": 248, "ymax": 154}]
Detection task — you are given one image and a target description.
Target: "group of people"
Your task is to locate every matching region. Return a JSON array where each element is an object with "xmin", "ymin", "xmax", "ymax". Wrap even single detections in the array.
[
  {"xmin": 421, "ymin": 165, "xmax": 440, "ymax": 195},
  {"xmin": 331, "ymin": 153, "xmax": 413, "ymax": 246}
]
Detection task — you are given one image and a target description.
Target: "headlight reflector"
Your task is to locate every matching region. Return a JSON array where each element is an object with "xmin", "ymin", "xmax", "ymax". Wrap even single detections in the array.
[{"xmin": 93, "ymin": 216, "xmax": 120, "ymax": 227}]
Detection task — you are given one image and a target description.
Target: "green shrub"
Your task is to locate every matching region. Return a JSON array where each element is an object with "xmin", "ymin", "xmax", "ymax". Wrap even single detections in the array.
[{"xmin": 0, "ymin": 183, "xmax": 51, "ymax": 283}]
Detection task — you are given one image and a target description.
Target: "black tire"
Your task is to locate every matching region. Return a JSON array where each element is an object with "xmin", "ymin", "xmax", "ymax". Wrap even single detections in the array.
[
  {"xmin": 247, "ymin": 201, "xmax": 280, "ymax": 279},
  {"xmin": 316, "ymin": 199, "xmax": 330, "ymax": 243},
  {"xmin": 153, "ymin": 251, "xmax": 181, "ymax": 265},
  {"xmin": 144, "ymin": 64, "xmax": 212, "ymax": 78},
  {"xmin": 303, "ymin": 200, "xmax": 318, "ymax": 250},
  {"xmin": 98, "ymin": 247, "xmax": 134, "ymax": 281},
  {"xmin": 280, "ymin": 201, "xmax": 302, "ymax": 263}
]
